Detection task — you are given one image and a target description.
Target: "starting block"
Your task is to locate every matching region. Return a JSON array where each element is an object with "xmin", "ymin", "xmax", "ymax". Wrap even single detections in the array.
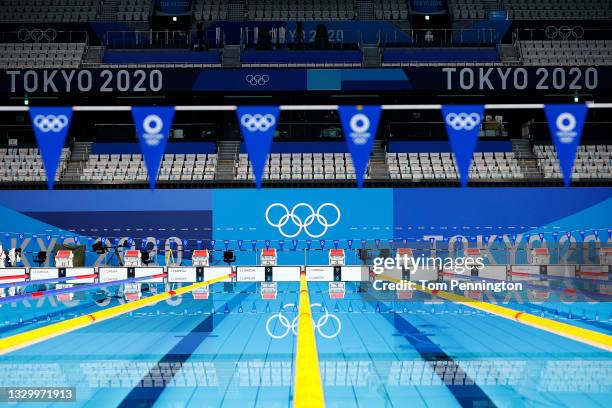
[
  {"xmin": 192, "ymin": 250, "xmax": 210, "ymax": 267},
  {"xmin": 55, "ymin": 250, "xmax": 74, "ymax": 301},
  {"xmin": 261, "ymin": 249, "xmax": 277, "ymax": 266},
  {"xmin": 124, "ymin": 283, "xmax": 141, "ymax": 302},
  {"xmin": 56, "ymin": 283, "xmax": 74, "ymax": 302},
  {"xmin": 528, "ymin": 282, "xmax": 551, "ymax": 301},
  {"xmin": 193, "ymin": 285, "xmax": 209, "ymax": 300},
  {"xmin": 328, "ymin": 282, "xmax": 345, "ymax": 299},
  {"xmin": 397, "ymin": 248, "xmax": 413, "ymax": 258},
  {"xmin": 397, "ymin": 288, "xmax": 413, "ymax": 300},
  {"xmin": 465, "ymin": 290, "xmax": 483, "ymax": 300},
  {"xmin": 123, "ymin": 250, "xmax": 142, "ymax": 267},
  {"xmin": 55, "ymin": 250, "xmax": 73, "ymax": 268},
  {"xmin": 530, "ymin": 248, "xmax": 550, "ymax": 265},
  {"xmin": 329, "ymin": 249, "xmax": 345, "ymax": 266},
  {"xmin": 261, "ymin": 282, "xmax": 277, "ymax": 300},
  {"xmin": 599, "ymin": 248, "xmax": 612, "ymax": 265}
]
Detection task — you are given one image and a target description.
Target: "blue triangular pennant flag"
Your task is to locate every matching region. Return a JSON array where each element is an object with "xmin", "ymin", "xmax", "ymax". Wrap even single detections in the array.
[
  {"xmin": 539, "ymin": 233, "xmax": 545, "ymax": 241},
  {"xmin": 237, "ymin": 239, "xmax": 243, "ymax": 250},
  {"xmin": 306, "ymin": 240, "xmax": 312, "ymax": 250},
  {"xmin": 197, "ymin": 239, "xmax": 202, "ymax": 249},
  {"xmin": 333, "ymin": 239, "xmax": 339, "ymax": 249},
  {"xmin": 338, "ymin": 105, "xmax": 382, "ymax": 188},
  {"xmin": 347, "ymin": 239, "xmax": 353, "ymax": 249},
  {"xmin": 210, "ymin": 239, "xmax": 216, "ymax": 249},
  {"xmin": 265, "ymin": 239, "xmax": 271, "ymax": 249},
  {"xmin": 29, "ymin": 107, "xmax": 73, "ymax": 189},
  {"xmin": 552, "ymin": 232, "xmax": 559, "ymax": 242},
  {"xmin": 544, "ymin": 104, "xmax": 588, "ymax": 187},
  {"xmin": 319, "ymin": 240, "xmax": 325, "ymax": 249},
  {"xmin": 374, "ymin": 239, "xmax": 380, "ymax": 248},
  {"xmin": 132, "ymin": 107, "xmax": 175, "ymax": 189},
  {"xmin": 278, "ymin": 240, "xmax": 284, "ymax": 250},
  {"xmin": 251, "ymin": 240, "xmax": 257, "ymax": 250},
  {"xmin": 224, "ymin": 240, "xmax": 229, "ymax": 250},
  {"xmin": 236, "ymin": 106, "xmax": 280, "ymax": 188},
  {"xmin": 441, "ymin": 105, "xmax": 485, "ymax": 187},
  {"xmin": 292, "ymin": 239, "xmax": 298, "ymax": 250}
]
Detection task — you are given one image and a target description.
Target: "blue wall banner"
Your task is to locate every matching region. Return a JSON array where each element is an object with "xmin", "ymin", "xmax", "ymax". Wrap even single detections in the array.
[
  {"xmin": 544, "ymin": 104, "xmax": 588, "ymax": 187},
  {"xmin": 338, "ymin": 105, "xmax": 382, "ymax": 188},
  {"xmin": 441, "ymin": 105, "xmax": 485, "ymax": 187},
  {"xmin": 132, "ymin": 106, "xmax": 175, "ymax": 189},
  {"xmin": 0, "ymin": 187, "xmax": 609, "ymax": 266},
  {"xmin": 236, "ymin": 106, "xmax": 280, "ymax": 188},
  {"xmin": 28, "ymin": 107, "xmax": 73, "ymax": 190}
]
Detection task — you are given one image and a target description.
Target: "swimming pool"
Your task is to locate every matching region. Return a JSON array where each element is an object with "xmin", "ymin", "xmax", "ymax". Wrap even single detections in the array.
[{"xmin": 0, "ymin": 280, "xmax": 610, "ymax": 407}]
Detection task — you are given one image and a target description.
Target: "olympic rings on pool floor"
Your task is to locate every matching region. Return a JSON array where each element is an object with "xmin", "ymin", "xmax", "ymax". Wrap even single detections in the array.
[{"xmin": 266, "ymin": 303, "xmax": 342, "ymax": 339}]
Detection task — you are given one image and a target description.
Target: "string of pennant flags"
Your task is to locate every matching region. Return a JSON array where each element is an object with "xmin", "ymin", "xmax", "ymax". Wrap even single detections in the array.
[
  {"xmin": 2, "ymin": 229, "xmax": 611, "ymax": 253},
  {"xmin": 15, "ymin": 102, "xmax": 607, "ymax": 189}
]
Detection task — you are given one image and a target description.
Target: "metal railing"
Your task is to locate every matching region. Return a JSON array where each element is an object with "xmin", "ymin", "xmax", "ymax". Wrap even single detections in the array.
[
  {"xmin": 105, "ymin": 30, "xmax": 197, "ymax": 49},
  {"xmin": 0, "ymin": 29, "xmax": 88, "ymax": 44},
  {"xmin": 385, "ymin": 28, "xmax": 500, "ymax": 47},
  {"xmin": 514, "ymin": 28, "xmax": 612, "ymax": 42}
]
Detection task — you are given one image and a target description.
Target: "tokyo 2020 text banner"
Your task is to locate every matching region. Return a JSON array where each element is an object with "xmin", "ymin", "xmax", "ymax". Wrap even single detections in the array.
[{"xmin": 2, "ymin": 67, "xmax": 611, "ymax": 94}]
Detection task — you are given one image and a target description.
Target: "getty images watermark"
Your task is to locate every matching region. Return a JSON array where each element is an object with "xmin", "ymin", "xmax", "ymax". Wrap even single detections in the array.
[{"xmin": 370, "ymin": 254, "xmax": 524, "ymax": 293}]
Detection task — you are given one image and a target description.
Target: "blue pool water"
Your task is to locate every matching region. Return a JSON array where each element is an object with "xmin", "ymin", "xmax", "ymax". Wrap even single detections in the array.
[{"xmin": 0, "ymin": 281, "xmax": 610, "ymax": 407}]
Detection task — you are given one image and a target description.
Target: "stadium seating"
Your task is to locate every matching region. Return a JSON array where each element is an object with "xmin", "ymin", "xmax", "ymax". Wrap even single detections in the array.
[
  {"xmin": 387, "ymin": 151, "xmax": 523, "ymax": 181},
  {"xmin": 0, "ymin": 43, "xmax": 86, "ymax": 69},
  {"xmin": 519, "ymin": 40, "xmax": 612, "ymax": 66},
  {"xmin": 0, "ymin": 0, "xmax": 99, "ymax": 22},
  {"xmin": 194, "ymin": 0, "xmax": 408, "ymax": 21},
  {"xmin": 235, "ymin": 153, "xmax": 361, "ymax": 181},
  {"xmin": 116, "ymin": 0, "xmax": 151, "ymax": 21},
  {"xmin": 6, "ymin": 144, "xmax": 611, "ymax": 184},
  {"xmin": 79, "ymin": 153, "xmax": 218, "ymax": 182},
  {"xmin": 534, "ymin": 145, "xmax": 611, "ymax": 180},
  {"xmin": 0, "ymin": 147, "xmax": 70, "ymax": 183},
  {"xmin": 448, "ymin": 0, "xmax": 489, "ymax": 20},
  {"xmin": 193, "ymin": 0, "xmax": 230, "ymax": 21},
  {"xmin": 372, "ymin": 0, "xmax": 410, "ymax": 20},
  {"xmin": 503, "ymin": 0, "xmax": 608, "ymax": 20}
]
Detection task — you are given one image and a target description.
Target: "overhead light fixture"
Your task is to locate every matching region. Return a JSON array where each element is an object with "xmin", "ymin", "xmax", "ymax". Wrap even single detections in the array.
[
  {"xmin": 172, "ymin": 16, "xmax": 177, "ymax": 22},
  {"xmin": 425, "ymin": 15, "xmax": 430, "ymax": 21}
]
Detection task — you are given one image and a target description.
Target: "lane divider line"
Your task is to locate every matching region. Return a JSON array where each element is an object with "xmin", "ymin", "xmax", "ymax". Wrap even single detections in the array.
[
  {"xmin": 0, "ymin": 274, "xmax": 232, "ymax": 355},
  {"xmin": 378, "ymin": 274, "xmax": 612, "ymax": 352},
  {"xmin": 294, "ymin": 273, "xmax": 325, "ymax": 408}
]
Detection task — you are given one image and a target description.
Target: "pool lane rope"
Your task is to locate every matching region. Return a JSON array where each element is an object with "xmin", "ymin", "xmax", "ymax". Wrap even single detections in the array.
[
  {"xmin": 294, "ymin": 273, "xmax": 326, "ymax": 408},
  {"xmin": 0, "ymin": 274, "xmax": 233, "ymax": 355},
  {"xmin": 378, "ymin": 274, "xmax": 612, "ymax": 352}
]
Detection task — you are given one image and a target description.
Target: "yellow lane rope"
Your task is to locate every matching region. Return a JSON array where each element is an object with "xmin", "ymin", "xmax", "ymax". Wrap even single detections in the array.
[
  {"xmin": 378, "ymin": 274, "xmax": 612, "ymax": 352},
  {"xmin": 0, "ymin": 274, "xmax": 232, "ymax": 355},
  {"xmin": 294, "ymin": 273, "xmax": 325, "ymax": 408}
]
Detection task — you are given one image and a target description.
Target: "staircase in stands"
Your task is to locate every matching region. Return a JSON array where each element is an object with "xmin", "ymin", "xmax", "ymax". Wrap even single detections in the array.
[
  {"xmin": 63, "ymin": 142, "xmax": 92, "ymax": 181},
  {"xmin": 228, "ymin": 0, "xmax": 246, "ymax": 21},
  {"xmin": 356, "ymin": 0, "xmax": 374, "ymax": 20},
  {"xmin": 215, "ymin": 141, "xmax": 241, "ymax": 181},
  {"xmin": 369, "ymin": 140, "xmax": 390, "ymax": 180},
  {"xmin": 99, "ymin": 0, "xmax": 120, "ymax": 21},
  {"xmin": 512, "ymin": 139, "xmax": 541, "ymax": 179}
]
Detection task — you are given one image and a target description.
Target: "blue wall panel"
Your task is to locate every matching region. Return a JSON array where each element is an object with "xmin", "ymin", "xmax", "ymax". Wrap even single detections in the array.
[{"xmin": 0, "ymin": 187, "xmax": 609, "ymax": 266}]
